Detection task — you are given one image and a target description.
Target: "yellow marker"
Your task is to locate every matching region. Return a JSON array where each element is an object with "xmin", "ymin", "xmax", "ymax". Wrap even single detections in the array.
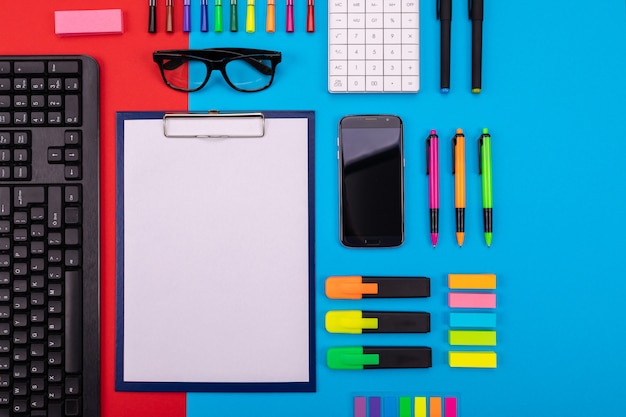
[
  {"xmin": 414, "ymin": 397, "xmax": 427, "ymax": 417},
  {"xmin": 325, "ymin": 311, "xmax": 378, "ymax": 334},
  {"xmin": 449, "ymin": 351, "xmax": 497, "ymax": 368},
  {"xmin": 448, "ymin": 273, "xmax": 496, "ymax": 289},
  {"xmin": 266, "ymin": 0, "xmax": 275, "ymax": 32},
  {"xmin": 449, "ymin": 330, "xmax": 496, "ymax": 346},
  {"xmin": 246, "ymin": 0, "xmax": 255, "ymax": 32}
]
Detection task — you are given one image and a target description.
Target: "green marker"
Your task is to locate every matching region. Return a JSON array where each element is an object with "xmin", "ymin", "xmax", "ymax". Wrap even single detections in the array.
[
  {"xmin": 230, "ymin": 0, "xmax": 238, "ymax": 31},
  {"xmin": 215, "ymin": 0, "xmax": 223, "ymax": 32},
  {"xmin": 479, "ymin": 128, "xmax": 493, "ymax": 247},
  {"xmin": 327, "ymin": 346, "xmax": 432, "ymax": 370}
]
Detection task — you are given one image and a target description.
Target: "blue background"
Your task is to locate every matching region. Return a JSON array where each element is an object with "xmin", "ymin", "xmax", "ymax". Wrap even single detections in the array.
[{"xmin": 186, "ymin": 0, "xmax": 626, "ymax": 415}]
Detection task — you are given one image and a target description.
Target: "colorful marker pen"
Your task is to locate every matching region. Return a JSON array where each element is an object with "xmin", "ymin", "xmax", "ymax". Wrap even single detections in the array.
[
  {"xmin": 246, "ymin": 0, "xmax": 256, "ymax": 32},
  {"xmin": 201, "ymin": 0, "xmax": 209, "ymax": 31},
  {"xmin": 286, "ymin": 0, "xmax": 294, "ymax": 32},
  {"xmin": 230, "ymin": 0, "xmax": 239, "ymax": 31},
  {"xmin": 215, "ymin": 0, "xmax": 223, "ymax": 31},
  {"xmin": 266, "ymin": 0, "xmax": 275, "ymax": 32},
  {"xmin": 306, "ymin": 0, "xmax": 315, "ymax": 32},
  {"xmin": 184, "ymin": 0, "xmax": 191, "ymax": 32},
  {"xmin": 166, "ymin": 0, "xmax": 174, "ymax": 32},
  {"xmin": 148, "ymin": 0, "xmax": 157, "ymax": 33}
]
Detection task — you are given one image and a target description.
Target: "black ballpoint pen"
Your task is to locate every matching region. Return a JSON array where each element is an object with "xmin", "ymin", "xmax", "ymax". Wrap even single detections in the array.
[
  {"xmin": 148, "ymin": 0, "xmax": 157, "ymax": 33},
  {"xmin": 469, "ymin": 0, "xmax": 483, "ymax": 93},
  {"xmin": 437, "ymin": 0, "xmax": 451, "ymax": 93}
]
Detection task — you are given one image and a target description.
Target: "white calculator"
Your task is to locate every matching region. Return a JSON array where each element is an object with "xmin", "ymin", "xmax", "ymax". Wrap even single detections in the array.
[{"xmin": 328, "ymin": 0, "xmax": 420, "ymax": 93}]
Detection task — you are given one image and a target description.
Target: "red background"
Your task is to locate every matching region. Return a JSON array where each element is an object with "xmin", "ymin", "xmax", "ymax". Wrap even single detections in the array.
[{"xmin": 0, "ymin": 2, "xmax": 188, "ymax": 416}]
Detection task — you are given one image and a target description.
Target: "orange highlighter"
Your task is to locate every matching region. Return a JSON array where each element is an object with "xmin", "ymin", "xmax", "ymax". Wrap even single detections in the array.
[
  {"xmin": 453, "ymin": 128, "xmax": 466, "ymax": 246},
  {"xmin": 325, "ymin": 276, "xmax": 430, "ymax": 299}
]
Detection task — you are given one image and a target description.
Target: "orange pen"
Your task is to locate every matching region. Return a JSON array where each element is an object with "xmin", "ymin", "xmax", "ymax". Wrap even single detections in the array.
[
  {"xmin": 453, "ymin": 128, "xmax": 466, "ymax": 246},
  {"xmin": 266, "ymin": 0, "xmax": 275, "ymax": 32}
]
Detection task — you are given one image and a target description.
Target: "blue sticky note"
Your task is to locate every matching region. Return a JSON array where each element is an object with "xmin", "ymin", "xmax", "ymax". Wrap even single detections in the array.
[{"xmin": 450, "ymin": 312, "xmax": 497, "ymax": 329}]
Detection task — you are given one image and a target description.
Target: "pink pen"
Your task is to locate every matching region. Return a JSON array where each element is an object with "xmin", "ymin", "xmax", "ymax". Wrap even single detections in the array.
[
  {"xmin": 427, "ymin": 130, "xmax": 439, "ymax": 247},
  {"xmin": 286, "ymin": 0, "xmax": 294, "ymax": 32}
]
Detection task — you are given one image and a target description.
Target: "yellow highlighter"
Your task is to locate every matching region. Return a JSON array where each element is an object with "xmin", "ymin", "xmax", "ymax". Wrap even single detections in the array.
[
  {"xmin": 266, "ymin": 0, "xmax": 275, "ymax": 32},
  {"xmin": 246, "ymin": 0, "xmax": 255, "ymax": 32}
]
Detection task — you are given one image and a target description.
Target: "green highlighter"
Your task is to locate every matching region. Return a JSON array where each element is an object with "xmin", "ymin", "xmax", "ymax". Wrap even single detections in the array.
[
  {"xmin": 327, "ymin": 346, "xmax": 432, "ymax": 370},
  {"xmin": 479, "ymin": 128, "xmax": 493, "ymax": 247}
]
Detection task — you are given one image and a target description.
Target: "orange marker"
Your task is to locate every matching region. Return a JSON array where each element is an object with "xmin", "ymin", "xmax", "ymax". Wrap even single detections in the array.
[
  {"xmin": 325, "ymin": 276, "xmax": 430, "ymax": 299},
  {"xmin": 453, "ymin": 128, "xmax": 466, "ymax": 246},
  {"xmin": 266, "ymin": 0, "xmax": 275, "ymax": 32}
]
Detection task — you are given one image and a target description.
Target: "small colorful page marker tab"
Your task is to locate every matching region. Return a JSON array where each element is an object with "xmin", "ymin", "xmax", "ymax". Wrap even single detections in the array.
[
  {"xmin": 414, "ymin": 397, "xmax": 427, "ymax": 417},
  {"xmin": 444, "ymin": 398, "xmax": 457, "ymax": 417},
  {"xmin": 449, "ymin": 312, "xmax": 496, "ymax": 328},
  {"xmin": 354, "ymin": 397, "xmax": 367, "ymax": 417},
  {"xmin": 449, "ymin": 330, "xmax": 496, "ymax": 346},
  {"xmin": 448, "ymin": 292, "xmax": 496, "ymax": 309},
  {"xmin": 449, "ymin": 351, "xmax": 497, "ymax": 368},
  {"xmin": 383, "ymin": 396, "xmax": 398, "ymax": 417},
  {"xmin": 370, "ymin": 397, "xmax": 382, "ymax": 417},
  {"xmin": 55, "ymin": 9, "xmax": 124, "ymax": 36},
  {"xmin": 448, "ymin": 273, "xmax": 496, "ymax": 289},
  {"xmin": 430, "ymin": 397, "xmax": 442, "ymax": 417},
  {"xmin": 399, "ymin": 397, "xmax": 411, "ymax": 417}
]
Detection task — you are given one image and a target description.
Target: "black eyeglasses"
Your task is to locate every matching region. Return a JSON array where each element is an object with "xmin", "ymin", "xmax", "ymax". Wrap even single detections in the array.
[{"xmin": 153, "ymin": 48, "xmax": 282, "ymax": 93}]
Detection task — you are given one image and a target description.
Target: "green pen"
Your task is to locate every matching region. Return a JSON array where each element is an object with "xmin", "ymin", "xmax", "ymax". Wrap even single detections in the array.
[
  {"xmin": 215, "ymin": 0, "xmax": 223, "ymax": 32},
  {"xmin": 230, "ymin": 0, "xmax": 238, "ymax": 31},
  {"xmin": 478, "ymin": 128, "xmax": 493, "ymax": 247}
]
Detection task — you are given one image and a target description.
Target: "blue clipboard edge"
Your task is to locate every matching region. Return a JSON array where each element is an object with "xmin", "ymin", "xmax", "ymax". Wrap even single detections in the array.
[{"xmin": 115, "ymin": 110, "xmax": 316, "ymax": 393}]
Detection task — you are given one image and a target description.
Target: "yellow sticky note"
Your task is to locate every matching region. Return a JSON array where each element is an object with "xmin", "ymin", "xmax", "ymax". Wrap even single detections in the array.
[{"xmin": 449, "ymin": 351, "xmax": 497, "ymax": 368}]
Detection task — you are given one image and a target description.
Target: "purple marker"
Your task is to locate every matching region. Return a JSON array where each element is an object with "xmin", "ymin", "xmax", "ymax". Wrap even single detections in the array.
[{"xmin": 184, "ymin": 0, "xmax": 191, "ymax": 32}]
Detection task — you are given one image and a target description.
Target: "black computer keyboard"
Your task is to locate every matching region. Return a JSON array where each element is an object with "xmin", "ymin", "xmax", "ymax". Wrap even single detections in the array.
[{"xmin": 0, "ymin": 56, "xmax": 100, "ymax": 417}]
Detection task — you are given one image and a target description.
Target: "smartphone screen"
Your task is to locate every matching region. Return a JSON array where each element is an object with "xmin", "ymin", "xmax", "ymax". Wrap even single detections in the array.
[{"xmin": 339, "ymin": 115, "xmax": 404, "ymax": 247}]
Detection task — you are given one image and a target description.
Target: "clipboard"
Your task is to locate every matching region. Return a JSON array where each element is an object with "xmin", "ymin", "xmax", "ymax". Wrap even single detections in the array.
[{"xmin": 115, "ymin": 111, "xmax": 316, "ymax": 392}]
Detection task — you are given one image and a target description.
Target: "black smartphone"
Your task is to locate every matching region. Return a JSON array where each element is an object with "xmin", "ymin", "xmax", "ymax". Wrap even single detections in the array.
[{"xmin": 339, "ymin": 115, "xmax": 404, "ymax": 247}]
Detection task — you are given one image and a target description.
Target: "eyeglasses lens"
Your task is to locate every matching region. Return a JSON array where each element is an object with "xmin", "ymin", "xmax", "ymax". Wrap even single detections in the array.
[
  {"xmin": 161, "ymin": 57, "xmax": 208, "ymax": 91},
  {"xmin": 224, "ymin": 57, "xmax": 274, "ymax": 91}
]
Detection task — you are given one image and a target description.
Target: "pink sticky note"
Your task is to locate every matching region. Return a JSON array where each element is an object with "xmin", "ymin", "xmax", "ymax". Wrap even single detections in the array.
[
  {"xmin": 448, "ymin": 292, "xmax": 496, "ymax": 309},
  {"xmin": 55, "ymin": 9, "xmax": 124, "ymax": 36},
  {"xmin": 354, "ymin": 397, "xmax": 366, "ymax": 417},
  {"xmin": 444, "ymin": 397, "xmax": 457, "ymax": 417}
]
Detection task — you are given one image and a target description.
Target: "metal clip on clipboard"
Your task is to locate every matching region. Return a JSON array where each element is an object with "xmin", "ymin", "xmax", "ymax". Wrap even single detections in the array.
[{"xmin": 162, "ymin": 111, "xmax": 265, "ymax": 138}]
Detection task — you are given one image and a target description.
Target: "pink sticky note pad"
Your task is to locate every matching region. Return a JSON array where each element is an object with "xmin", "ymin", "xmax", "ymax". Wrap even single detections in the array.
[
  {"xmin": 448, "ymin": 292, "xmax": 496, "ymax": 309},
  {"xmin": 55, "ymin": 9, "xmax": 124, "ymax": 36}
]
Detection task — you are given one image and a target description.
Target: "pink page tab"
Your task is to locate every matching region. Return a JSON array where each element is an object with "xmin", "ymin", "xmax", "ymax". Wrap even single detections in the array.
[
  {"xmin": 354, "ymin": 397, "xmax": 367, "ymax": 417},
  {"xmin": 55, "ymin": 9, "xmax": 124, "ymax": 36},
  {"xmin": 448, "ymin": 292, "xmax": 496, "ymax": 309},
  {"xmin": 444, "ymin": 398, "xmax": 457, "ymax": 417}
]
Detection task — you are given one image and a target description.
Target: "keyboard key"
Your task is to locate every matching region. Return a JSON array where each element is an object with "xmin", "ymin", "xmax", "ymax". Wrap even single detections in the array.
[
  {"xmin": 65, "ymin": 269, "xmax": 82, "ymax": 373},
  {"xmin": 14, "ymin": 61, "xmax": 44, "ymax": 74},
  {"xmin": 49, "ymin": 60, "xmax": 79, "ymax": 74},
  {"xmin": 64, "ymin": 131, "xmax": 81, "ymax": 145},
  {"xmin": 14, "ymin": 187, "xmax": 44, "ymax": 207}
]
